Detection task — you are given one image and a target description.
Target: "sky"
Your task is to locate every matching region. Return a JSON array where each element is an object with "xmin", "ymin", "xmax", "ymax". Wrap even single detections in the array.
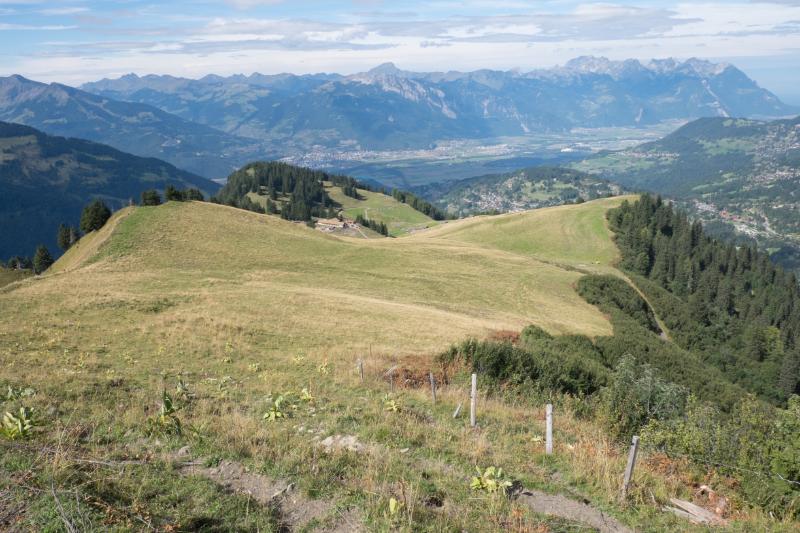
[{"xmin": 1, "ymin": 1, "xmax": 799, "ymax": 103}]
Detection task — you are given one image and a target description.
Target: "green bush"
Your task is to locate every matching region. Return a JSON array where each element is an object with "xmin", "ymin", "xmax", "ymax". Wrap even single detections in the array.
[
  {"xmin": 642, "ymin": 395, "xmax": 800, "ymax": 518},
  {"xmin": 600, "ymin": 354, "xmax": 687, "ymax": 440},
  {"xmin": 439, "ymin": 332, "xmax": 608, "ymax": 397}
]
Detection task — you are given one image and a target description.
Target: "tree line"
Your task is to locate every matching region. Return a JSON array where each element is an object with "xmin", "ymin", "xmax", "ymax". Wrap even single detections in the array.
[
  {"xmin": 355, "ymin": 214, "xmax": 389, "ymax": 236},
  {"xmin": 390, "ymin": 189, "xmax": 451, "ymax": 220}
]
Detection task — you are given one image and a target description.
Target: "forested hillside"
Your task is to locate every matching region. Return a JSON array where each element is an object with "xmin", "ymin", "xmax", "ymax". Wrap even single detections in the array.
[
  {"xmin": 214, "ymin": 161, "xmax": 447, "ymax": 231},
  {"xmin": 609, "ymin": 195, "xmax": 800, "ymax": 401},
  {"xmin": 0, "ymin": 121, "xmax": 219, "ymax": 260}
]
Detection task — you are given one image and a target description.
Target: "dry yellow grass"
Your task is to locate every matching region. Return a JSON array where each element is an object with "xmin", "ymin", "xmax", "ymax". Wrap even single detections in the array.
[
  {"xmin": 15, "ymin": 198, "xmax": 617, "ymax": 365},
  {"xmin": 3, "ymin": 197, "xmax": 787, "ymax": 531}
]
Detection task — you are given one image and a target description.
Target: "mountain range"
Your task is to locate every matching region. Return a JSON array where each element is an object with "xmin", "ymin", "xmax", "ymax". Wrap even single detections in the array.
[
  {"xmin": 0, "ymin": 121, "xmax": 219, "ymax": 259},
  {"xmin": 1, "ymin": 57, "xmax": 792, "ymax": 183},
  {"xmin": 81, "ymin": 57, "xmax": 794, "ymax": 154},
  {"xmin": 0, "ymin": 75, "xmax": 262, "ymax": 178}
]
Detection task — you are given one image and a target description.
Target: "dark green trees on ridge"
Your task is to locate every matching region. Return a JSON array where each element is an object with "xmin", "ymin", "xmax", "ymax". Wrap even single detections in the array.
[
  {"xmin": 214, "ymin": 160, "xmax": 449, "ymax": 223},
  {"xmin": 608, "ymin": 194, "xmax": 800, "ymax": 401},
  {"xmin": 80, "ymin": 200, "xmax": 112, "ymax": 234}
]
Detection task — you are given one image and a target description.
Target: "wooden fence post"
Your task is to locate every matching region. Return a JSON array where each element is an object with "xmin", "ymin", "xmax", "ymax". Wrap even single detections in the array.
[
  {"xmin": 470, "ymin": 373, "xmax": 477, "ymax": 428},
  {"xmin": 621, "ymin": 435, "xmax": 640, "ymax": 499},
  {"xmin": 429, "ymin": 372, "xmax": 437, "ymax": 404},
  {"xmin": 452, "ymin": 402, "xmax": 462, "ymax": 418},
  {"xmin": 545, "ymin": 404, "xmax": 553, "ymax": 455}
]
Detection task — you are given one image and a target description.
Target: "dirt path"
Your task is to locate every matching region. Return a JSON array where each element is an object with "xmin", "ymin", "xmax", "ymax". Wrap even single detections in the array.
[
  {"xmin": 518, "ymin": 489, "xmax": 635, "ymax": 533},
  {"xmin": 617, "ymin": 273, "xmax": 672, "ymax": 341},
  {"xmin": 178, "ymin": 458, "xmax": 365, "ymax": 532}
]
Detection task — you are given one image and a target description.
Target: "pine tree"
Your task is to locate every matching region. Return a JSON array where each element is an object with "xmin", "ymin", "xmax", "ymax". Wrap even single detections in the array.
[
  {"xmin": 141, "ymin": 189, "xmax": 162, "ymax": 206},
  {"xmin": 165, "ymin": 185, "xmax": 184, "ymax": 201},
  {"xmin": 57, "ymin": 224, "xmax": 72, "ymax": 251},
  {"xmin": 184, "ymin": 188, "xmax": 204, "ymax": 201},
  {"xmin": 32, "ymin": 245, "xmax": 53, "ymax": 274},
  {"xmin": 80, "ymin": 200, "xmax": 112, "ymax": 233},
  {"xmin": 778, "ymin": 349, "xmax": 800, "ymax": 397}
]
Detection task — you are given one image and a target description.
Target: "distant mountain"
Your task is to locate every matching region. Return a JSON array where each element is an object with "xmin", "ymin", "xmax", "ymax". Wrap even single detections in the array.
[
  {"xmin": 572, "ymin": 115, "xmax": 800, "ymax": 273},
  {"xmin": 81, "ymin": 57, "xmax": 795, "ymax": 153},
  {"xmin": 0, "ymin": 75, "xmax": 262, "ymax": 178},
  {"xmin": 416, "ymin": 166, "xmax": 623, "ymax": 216},
  {"xmin": 0, "ymin": 121, "xmax": 220, "ymax": 260}
]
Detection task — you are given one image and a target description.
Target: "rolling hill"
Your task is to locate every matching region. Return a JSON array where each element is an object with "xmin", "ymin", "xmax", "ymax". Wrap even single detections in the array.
[
  {"xmin": 572, "ymin": 116, "xmax": 800, "ymax": 273},
  {"xmin": 324, "ymin": 183, "xmax": 439, "ymax": 237},
  {"xmin": 81, "ymin": 57, "xmax": 795, "ymax": 154},
  {"xmin": 213, "ymin": 160, "xmax": 444, "ymax": 237},
  {"xmin": 0, "ymin": 75, "xmax": 261, "ymax": 178},
  {"xmin": 416, "ymin": 166, "xmax": 624, "ymax": 216},
  {"xmin": 1, "ymin": 197, "xmax": 797, "ymax": 531},
  {"xmin": 0, "ymin": 121, "xmax": 220, "ymax": 260}
]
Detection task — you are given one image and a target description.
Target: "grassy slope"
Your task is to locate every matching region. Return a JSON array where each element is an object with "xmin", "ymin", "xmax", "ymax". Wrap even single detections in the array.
[
  {"xmin": 49, "ymin": 207, "xmax": 133, "ymax": 274},
  {"xmin": 0, "ymin": 267, "xmax": 31, "ymax": 288},
  {"xmin": 324, "ymin": 183, "xmax": 439, "ymax": 237},
  {"xmin": 418, "ymin": 197, "xmax": 627, "ymax": 271},
  {"xmin": 1, "ymin": 197, "xmax": 786, "ymax": 531}
]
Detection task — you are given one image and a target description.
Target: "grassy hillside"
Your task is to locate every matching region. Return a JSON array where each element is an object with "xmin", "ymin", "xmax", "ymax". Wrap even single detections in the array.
[
  {"xmin": 418, "ymin": 197, "xmax": 626, "ymax": 269},
  {"xmin": 48, "ymin": 200, "xmax": 612, "ymax": 346},
  {"xmin": 1, "ymin": 197, "xmax": 793, "ymax": 531},
  {"xmin": 325, "ymin": 183, "xmax": 438, "ymax": 236},
  {"xmin": 0, "ymin": 267, "xmax": 30, "ymax": 288}
]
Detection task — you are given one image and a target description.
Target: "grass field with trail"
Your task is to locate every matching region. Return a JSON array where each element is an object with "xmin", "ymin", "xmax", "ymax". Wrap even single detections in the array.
[{"xmin": 0, "ymin": 197, "xmax": 791, "ymax": 531}]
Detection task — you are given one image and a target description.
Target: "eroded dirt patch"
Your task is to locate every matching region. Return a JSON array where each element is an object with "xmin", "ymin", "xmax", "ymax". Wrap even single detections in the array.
[
  {"xmin": 177, "ymin": 456, "xmax": 364, "ymax": 532},
  {"xmin": 518, "ymin": 489, "xmax": 634, "ymax": 533}
]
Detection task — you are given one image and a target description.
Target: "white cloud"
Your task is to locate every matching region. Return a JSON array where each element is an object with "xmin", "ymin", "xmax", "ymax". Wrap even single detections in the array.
[
  {"xmin": 0, "ymin": 23, "xmax": 75, "ymax": 30},
  {"xmin": 224, "ymin": 0, "xmax": 285, "ymax": 8},
  {"xmin": 38, "ymin": 7, "xmax": 90, "ymax": 16}
]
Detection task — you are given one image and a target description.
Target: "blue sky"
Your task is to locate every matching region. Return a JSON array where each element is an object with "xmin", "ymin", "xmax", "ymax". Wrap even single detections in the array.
[{"xmin": 1, "ymin": 1, "xmax": 799, "ymax": 102}]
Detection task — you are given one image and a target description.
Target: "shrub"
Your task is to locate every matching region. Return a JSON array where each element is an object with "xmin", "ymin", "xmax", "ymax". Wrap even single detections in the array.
[
  {"xmin": 600, "ymin": 354, "xmax": 687, "ymax": 440},
  {"xmin": 642, "ymin": 394, "xmax": 800, "ymax": 519},
  {"xmin": 439, "ymin": 334, "xmax": 608, "ymax": 397}
]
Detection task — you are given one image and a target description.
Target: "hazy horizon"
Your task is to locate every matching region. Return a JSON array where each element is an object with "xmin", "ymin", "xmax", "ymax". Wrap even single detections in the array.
[{"xmin": 1, "ymin": 1, "xmax": 798, "ymax": 104}]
